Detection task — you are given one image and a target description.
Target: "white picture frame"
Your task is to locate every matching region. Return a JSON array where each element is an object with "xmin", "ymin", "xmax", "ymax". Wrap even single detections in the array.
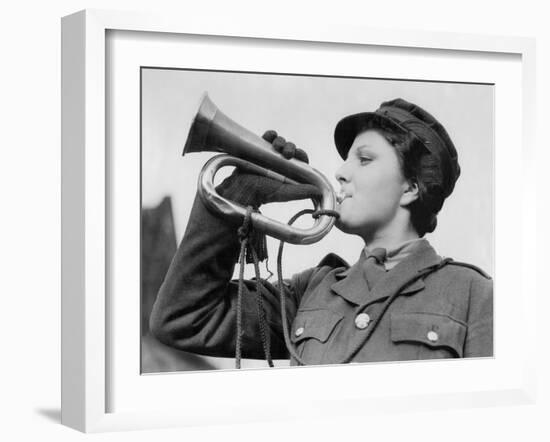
[{"xmin": 61, "ymin": 9, "xmax": 537, "ymax": 433}]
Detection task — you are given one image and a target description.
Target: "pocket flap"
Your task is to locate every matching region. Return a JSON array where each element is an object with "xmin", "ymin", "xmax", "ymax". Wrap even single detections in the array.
[
  {"xmin": 291, "ymin": 309, "xmax": 343, "ymax": 344},
  {"xmin": 391, "ymin": 312, "xmax": 467, "ymax": 357}
]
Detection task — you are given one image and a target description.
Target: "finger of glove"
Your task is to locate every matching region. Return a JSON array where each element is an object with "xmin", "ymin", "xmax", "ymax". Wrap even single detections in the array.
[
  {"xmin": 280, "ymin": 142, "xmax": 297, "ymax": 160},
  {"xmin": 272, "ymin": 136, "xmax": 287, "ymax": 154},
  {"xmin": 294, "ymin": 148, "xmax": 310, "ymax": 164},
  {"xmin": 274, "ymin": 139, "xmax": 308, "ymax": 163},
  {"xmin": 262, "ymin": 130, "xmax": 278, "ymax": 143},
  {"xmin": 266, "ymin": 183, "xmax": 322, "ymax": 203}
]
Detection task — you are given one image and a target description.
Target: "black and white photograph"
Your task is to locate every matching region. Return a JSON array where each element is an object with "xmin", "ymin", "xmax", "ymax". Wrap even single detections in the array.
[
  {"xmin": 5, "ymin": 0, "xmax": 549, "ymax": 438},
  {"xmin": 140, "ymin": 68, "xmax": 494, "ymax": 373}
]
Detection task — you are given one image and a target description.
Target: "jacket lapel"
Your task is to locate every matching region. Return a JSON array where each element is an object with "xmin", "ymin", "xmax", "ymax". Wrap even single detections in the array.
[
  {"xmin": 330, "ymin": 250, "xmax": 369, "ymax": 305},
  {"xmin": 365, "ymin": 240, "xmax": 442, "ymax": 305},
  {"xmin": 330, "ymin": 240, "xmax": 442, "ymax": 306}
]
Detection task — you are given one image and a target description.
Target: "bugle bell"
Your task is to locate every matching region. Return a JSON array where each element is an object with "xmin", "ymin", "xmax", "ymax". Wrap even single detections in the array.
[{"xmin": 182, "ymin": 93, "xmax": 336, "ymax": 245}]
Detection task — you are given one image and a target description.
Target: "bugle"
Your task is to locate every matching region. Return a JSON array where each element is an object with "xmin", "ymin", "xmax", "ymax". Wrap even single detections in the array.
[{"xmin": 182, "ymin": 93, "xmax": 337, "ymax": 245}]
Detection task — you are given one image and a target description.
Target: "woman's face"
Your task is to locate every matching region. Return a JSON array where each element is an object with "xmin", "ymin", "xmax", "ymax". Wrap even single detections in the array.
[{"xmin": 335, "ymin": 129, "xmax": 413, "ymax": 239}]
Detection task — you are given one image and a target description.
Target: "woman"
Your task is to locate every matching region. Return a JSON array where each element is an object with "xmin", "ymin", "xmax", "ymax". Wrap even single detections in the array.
[{"xmin": 149, "ymin": 98, "xmax": 493, "ymax": 366}]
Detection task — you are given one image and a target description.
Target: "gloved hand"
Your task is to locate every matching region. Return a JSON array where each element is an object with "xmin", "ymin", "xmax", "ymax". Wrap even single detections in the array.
[{"xmin": 215, "ymin": 130, "xmax": 321, "ymax": 209}]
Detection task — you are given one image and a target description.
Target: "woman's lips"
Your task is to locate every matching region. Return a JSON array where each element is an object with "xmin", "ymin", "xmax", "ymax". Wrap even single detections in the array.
[{"xmin": 336, "ymin": 191, "xmax": 351, "ymax": 204}]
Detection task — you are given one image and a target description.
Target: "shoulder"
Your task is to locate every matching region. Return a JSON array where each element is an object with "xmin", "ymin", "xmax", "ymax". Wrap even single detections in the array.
[
  {"xmin": 430, "ymin": 257, "xmax": 492, "ymax": 282},
  {"xmin": 316, "ymin": 252, "xmax": 350, "ymax": 270},
  {"xmin": 289, "ymin": 253, "xmax": 349, "ymax": 290},
  {"xmin": 432, "ymin": 258, "xmax": 493, "ymax": 301},
  {"xmin": 302, "ymin": 252, "xmax": 350, "ymax": 281},
  {"xmin": 284, "ymin": 253, "xmax": 349, "ymax": 300},
  {"xmin": 443, "ymin": 259, "xmax": 492, "ymax": 280}
]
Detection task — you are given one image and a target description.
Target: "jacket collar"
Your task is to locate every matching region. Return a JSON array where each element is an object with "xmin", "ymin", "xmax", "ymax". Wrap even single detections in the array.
[
  {"xmin": 331, "ymin": 239, "xmax": 442, "ymax": 306},
  {"xmin": 330, "ymin": 250, "xmax": 370, "ymax": 305}
]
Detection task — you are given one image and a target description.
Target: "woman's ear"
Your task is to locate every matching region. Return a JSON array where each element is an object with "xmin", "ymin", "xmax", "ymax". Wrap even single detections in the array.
[{"xmin": 400, "ymin": 180, "xmax": 419, "ymax": 207}]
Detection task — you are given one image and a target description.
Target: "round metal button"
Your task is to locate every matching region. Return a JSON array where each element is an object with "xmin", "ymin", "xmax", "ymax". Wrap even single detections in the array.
[
  {"xmin": 295, "ymin": 327, "xmax": 305, "ymax": 337},
  {"xmin": 355, "ymin": 313, "xmax": 371, "ymax": 330},
  {"xmin": 427, "ymin": 331, "xmax": 439, "ymax": 342}
]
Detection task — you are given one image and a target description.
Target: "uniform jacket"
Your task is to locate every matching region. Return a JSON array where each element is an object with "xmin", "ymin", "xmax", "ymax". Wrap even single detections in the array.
[{"xmin": 150, "ymin": 194, "xmax": 493, "ymax": 365}]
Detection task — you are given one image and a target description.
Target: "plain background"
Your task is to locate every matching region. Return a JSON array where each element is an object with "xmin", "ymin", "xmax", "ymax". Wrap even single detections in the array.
[{"xmin": 1, "ymin": 1, "xmax": 548, "ymax": 441}]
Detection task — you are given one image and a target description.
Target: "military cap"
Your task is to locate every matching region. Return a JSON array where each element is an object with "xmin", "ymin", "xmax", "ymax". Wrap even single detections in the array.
[{"xmin": 334, "ymin": 98, "xmax": 461, "ymax": 198}]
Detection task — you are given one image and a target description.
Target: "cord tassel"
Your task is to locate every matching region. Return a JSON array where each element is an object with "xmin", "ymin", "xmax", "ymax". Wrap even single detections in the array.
[{"xmin": 236, "ymin": 207, "xmax": 341, "ymax": 368}]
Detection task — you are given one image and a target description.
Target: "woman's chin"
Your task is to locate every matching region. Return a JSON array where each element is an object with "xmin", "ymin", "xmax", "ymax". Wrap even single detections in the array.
[
  {"xmin": 335, "ymin": 216, "xmax": 357, "ymax": 234},
  {"xmin": 335, "ymin": 214, "xmax": 377, "ymax": 239},
  {"xmin": 335, "ymin": 205, "xmax": 357, "ymax": 230}
]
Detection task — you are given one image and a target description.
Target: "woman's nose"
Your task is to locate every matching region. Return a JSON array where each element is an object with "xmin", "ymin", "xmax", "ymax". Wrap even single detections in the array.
[{"xmin": 335, "ymin": 162, "xmax": 349, "ymax": 184}]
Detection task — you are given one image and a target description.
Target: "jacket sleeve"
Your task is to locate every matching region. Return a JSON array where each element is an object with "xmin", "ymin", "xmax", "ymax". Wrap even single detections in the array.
[
  {"xmin": 463, "ymin": 275, "xmax": 494, "ymax": 357},
  {"xmin": 149, "ymin": 192, "xmax": 315, "ymax": 360}
]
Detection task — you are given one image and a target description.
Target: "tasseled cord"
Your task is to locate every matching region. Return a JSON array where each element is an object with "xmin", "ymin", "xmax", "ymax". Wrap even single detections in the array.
[
  {"xmin": 234, "ymin": 206, "xmax": 340, "ymax": 369},
  {"xmin": 235, "ymin": 206, "xmax": 272, "ymax": 369}
]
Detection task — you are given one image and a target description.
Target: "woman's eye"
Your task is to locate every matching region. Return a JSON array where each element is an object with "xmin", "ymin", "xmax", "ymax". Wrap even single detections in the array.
[{"xmin": 359, "ymin": 157, "xmax": 372, "ymax": 165}]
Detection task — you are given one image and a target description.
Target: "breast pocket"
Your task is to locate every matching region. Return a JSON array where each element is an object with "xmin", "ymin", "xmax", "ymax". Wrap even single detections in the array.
[
  {"xmin": 290, "ymin": 309, "xmax": 343, "ymax": 363},
  {"xmin": 390, "ymin": 312, "xmax": 467, "ymax": 358}
]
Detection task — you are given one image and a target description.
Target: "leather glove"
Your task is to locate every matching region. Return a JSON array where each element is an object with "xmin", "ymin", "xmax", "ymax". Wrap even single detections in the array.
[{"xmin": 215, "ymin": 130, "xmax": 321, "ymax": 209}]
